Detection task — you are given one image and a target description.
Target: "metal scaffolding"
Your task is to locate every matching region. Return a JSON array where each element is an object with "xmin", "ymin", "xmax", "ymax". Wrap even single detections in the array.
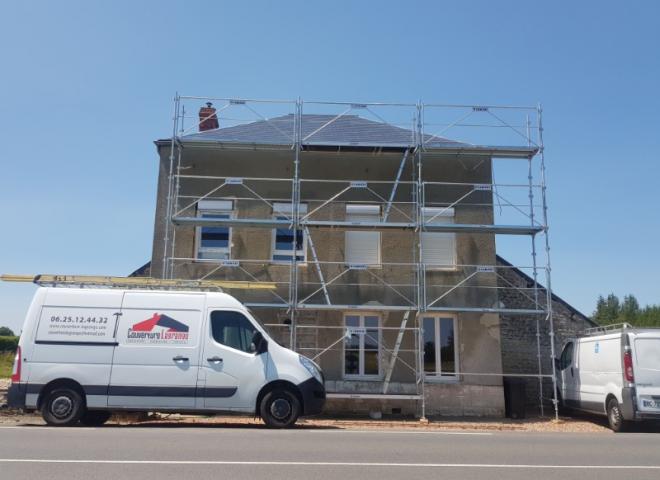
[{"xmin": 160, "ymin": 95, "xmax": 558, "ymax": 419}]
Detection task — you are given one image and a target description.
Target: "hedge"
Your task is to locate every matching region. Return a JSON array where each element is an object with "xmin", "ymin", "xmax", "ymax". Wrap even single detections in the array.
[{"xmin": 0, "ymin": 336, "xmax": 19, "ymax": 352}]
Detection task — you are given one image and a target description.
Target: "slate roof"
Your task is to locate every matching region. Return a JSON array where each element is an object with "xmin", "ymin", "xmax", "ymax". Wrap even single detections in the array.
[{"xmin": 177, "ymin": 113, "xmax": 468, "ymax": 149}]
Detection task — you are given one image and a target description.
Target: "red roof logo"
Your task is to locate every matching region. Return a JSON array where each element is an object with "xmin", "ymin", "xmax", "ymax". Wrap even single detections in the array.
[{"xmin": 131, "ymin": 313, "xmax": 189, "ymax": 333}]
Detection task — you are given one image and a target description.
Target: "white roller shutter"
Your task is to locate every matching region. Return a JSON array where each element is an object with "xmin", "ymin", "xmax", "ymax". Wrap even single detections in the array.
[
  {"xmin": 422, "ymin": 207, "xmax": 456, "ymax": 269},
  {"xmin": 345, "ymin": 205, "xmax": 381, "ymax": 266}
]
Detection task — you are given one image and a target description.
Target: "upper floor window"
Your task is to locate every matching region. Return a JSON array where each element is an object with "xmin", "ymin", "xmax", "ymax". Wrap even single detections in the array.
[
  {"xmin": 196, "ymin": 200, "xmax": 233, "ymax": 260},
  {"xmin": 272, "ymin": 202, "xmax": 307, "ymax": 262},
  {"xmin": 421, "ymin": 207, "xmax": 456, "ymax": 270},
  {"xmin": 345, "ymin": 204, "xmax": 381, "ymax": 266}
]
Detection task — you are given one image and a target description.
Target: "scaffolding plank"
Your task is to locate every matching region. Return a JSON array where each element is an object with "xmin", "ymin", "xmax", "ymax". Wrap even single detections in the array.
[
  {"xmin": 173, "ymin": 217, "xmax": 543, "ymax": 235},
  {"xmin": 425, "ymin": 306, "xmax": 546, "ymax": 315},
  {"xmin": 326, "ymin": 393, "xmax": 421, "ymax": 400},
  {"xmin": 297, "ymin": 304, "xmax": 414, "ymax": 311}
]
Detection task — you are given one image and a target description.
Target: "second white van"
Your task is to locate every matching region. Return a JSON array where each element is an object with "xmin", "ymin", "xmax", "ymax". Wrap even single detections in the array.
[
  {"xmin": 7, "ymin": 287, "xmax": 326, "ymax": 428},
  {"xmin": 556, "ymin": 324, "xmax": 660, "ymax": 431}
]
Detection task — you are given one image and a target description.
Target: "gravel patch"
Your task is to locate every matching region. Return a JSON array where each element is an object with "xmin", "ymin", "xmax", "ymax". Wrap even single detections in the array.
[{"xmin": 0, "ymin": 409, "xmax": 611, "ymax": 433}]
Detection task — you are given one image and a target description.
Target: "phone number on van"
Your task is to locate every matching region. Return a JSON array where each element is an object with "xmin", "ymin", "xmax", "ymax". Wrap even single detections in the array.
[{"xmin": 50, "ymin": 316, "xmax": 109, "ymax": 324}]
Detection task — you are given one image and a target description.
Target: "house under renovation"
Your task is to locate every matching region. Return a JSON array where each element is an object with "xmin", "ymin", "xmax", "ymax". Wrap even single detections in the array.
[{"xmin": 143, "ymin": 96, "xmax": 588, "ymax": 418}]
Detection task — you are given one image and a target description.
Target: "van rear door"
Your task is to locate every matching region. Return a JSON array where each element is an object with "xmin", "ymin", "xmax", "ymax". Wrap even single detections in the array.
[
  {"xmin": 108, "ymin": 292, "xmax": 203, "ymax": 408},
  {"xmin": 633, "ymin": 333, "xmax": 660, "ymax": 414}
]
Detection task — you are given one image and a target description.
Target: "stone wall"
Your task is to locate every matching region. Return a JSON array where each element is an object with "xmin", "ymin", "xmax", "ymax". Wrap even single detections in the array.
[{"xmin": 497, "ymin": 256, "xmax": 596, "ymax": 410}]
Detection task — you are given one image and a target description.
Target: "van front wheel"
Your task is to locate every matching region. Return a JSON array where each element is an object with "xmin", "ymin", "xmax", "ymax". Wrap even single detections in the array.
[
  {"xmin": 42, "ymin": 388, "xmax": 85, "ymax": 427},
  {"xmin": 260, "ymin": 389, "xmax": 300, "ymax": 428},
  {"xmin": 607, "ymin": 397, "xmax": 628, "ymax": 432}
]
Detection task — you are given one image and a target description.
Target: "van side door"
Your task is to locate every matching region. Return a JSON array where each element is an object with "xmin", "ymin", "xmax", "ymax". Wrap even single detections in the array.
[
  {"xmin": 108, "ymin": 293, "xmax": 203, "ymax": 408},
  {"xmin": 198, "ymin": 309, "xmax": 269, "ymax": 411}
]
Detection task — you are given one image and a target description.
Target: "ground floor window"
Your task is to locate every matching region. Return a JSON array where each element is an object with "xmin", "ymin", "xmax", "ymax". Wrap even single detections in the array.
[
  {"xmin": 344, "ymin": 313, "xmax": 380, "ymax": 378},
  {"xmin": 422, "ymin": 315, "xmax": 458, "ymax": 378}
]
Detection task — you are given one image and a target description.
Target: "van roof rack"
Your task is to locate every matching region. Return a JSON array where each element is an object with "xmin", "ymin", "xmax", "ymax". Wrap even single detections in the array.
[
  {"xmin": 582, "ymin": 323, "xmax": 632, "ymax": 336},
  {"xmin": 0, "ymin": 274, "xmax": 275, "ymax": 292}
]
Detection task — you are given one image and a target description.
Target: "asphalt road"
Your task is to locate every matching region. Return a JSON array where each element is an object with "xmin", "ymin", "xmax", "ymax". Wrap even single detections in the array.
[{"xmin": 1, "ymin": 424, "xmax": 660, "ymax": 480}]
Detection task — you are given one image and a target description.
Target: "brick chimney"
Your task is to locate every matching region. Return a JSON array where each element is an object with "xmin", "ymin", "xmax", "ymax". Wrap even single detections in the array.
[{"xmin": 198, "ymin": 102, "xmax": 219, "ymax": 131}]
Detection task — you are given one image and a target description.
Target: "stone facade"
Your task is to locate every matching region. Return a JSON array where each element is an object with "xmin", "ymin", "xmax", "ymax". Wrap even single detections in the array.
[
  {"xmin": 497, "ymin": 256, "xmax": 596, "ymax": 409},
  {"xmin": 147, "ymin": 140, "xmax": 509, "ymax": 418}
]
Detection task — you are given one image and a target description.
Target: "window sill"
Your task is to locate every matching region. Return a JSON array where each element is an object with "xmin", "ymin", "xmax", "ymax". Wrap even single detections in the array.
[
  {"xmin": 342, "ymin": 375, "xmax": 383, "ymax": 381},
  {"xmin": 270, "ymin": 260, "xmax": 309, "ymax": 267},
  {"xmin": 424, "ymin": 375, "xmax": 460, "ymax": 384},
  {"xmin": 192, "ymin": 257, "xmax": 231, "ymax": 263},
  {"xmin": 424, "ymin": 266, "xmax": 459, "ymax": 272}
]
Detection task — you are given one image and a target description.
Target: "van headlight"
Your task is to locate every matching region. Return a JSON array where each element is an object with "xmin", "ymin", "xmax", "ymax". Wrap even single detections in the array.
[{"xmin": 299, "ymin": 355, "xmax": 324, "ymax": 384}]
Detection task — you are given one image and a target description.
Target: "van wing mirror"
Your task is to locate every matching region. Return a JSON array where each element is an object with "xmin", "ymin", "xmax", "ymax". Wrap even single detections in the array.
[{"xmin": 251, "ymin": 331, "xmax": 268, "ymax": 355}]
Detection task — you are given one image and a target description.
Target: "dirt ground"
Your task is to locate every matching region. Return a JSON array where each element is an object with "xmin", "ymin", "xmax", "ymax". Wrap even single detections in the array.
[
  {"xmin": 0, "ymin": 377, "xmax": 619, "ymax": 433},
  {"xmin": 0, "ymin": 410, "xmax": 612, "ymax": 433}
]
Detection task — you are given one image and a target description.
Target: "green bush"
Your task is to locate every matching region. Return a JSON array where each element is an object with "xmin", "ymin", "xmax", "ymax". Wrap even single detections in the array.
[{"xmin": 0, "ymin": 336, "xmax": 19, "ymax": 352}]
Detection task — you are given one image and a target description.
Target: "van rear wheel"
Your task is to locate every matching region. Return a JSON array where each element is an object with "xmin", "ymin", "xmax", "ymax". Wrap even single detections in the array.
[
  {"xmin": 260, "ymin": 389, "xmax": 300, "ymax": 428},
  {"xmin": 42, "ymin": 388, "xmax": 85, "ymax": 427},
  {"xmin": 607, "ymin": 397, "xmax": 628, "ymax": 432},
  {"xmin": 80, "ymin": 410, "xmax": 112, "ymax": 427}
]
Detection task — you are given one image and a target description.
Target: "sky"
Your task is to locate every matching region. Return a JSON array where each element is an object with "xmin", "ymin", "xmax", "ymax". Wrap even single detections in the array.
[{"xmin": 0, "ymin": 0, "xmax": 659, "ymax": 333}]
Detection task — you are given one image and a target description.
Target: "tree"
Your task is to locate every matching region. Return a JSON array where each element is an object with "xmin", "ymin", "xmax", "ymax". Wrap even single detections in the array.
[
  {"xmin": 0, "ymin": 326, "xmax": 15, "ymax": 337},
  {"xmin": 593, "ymin": 293, "xmax": 621, "ymax": 325},
  {"xmin": 621, "ymin": 295, "xmax": 640, "ymax": 323},
  {"xmin": 592, "ymin": 294, "xmax": 660, "ymax": 327}
]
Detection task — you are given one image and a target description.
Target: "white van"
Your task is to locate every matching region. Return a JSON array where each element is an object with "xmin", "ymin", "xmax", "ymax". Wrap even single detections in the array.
[
  {"xmin": 7, "ymin": 287, "xmax": 326, "ymax": 428},
  {"xmin": 556, "ymin": 324, "xmax": 660, "ymax": 431}
]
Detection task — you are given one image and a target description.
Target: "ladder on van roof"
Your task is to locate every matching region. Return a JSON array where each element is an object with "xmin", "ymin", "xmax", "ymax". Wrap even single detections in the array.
[
  {"xmin": 0, "ymin": 274, "xmax": 275, "ymax": 292},
  {"xmin": 582, "ymin": 323, "xmax": 632, "ymax": 336}
]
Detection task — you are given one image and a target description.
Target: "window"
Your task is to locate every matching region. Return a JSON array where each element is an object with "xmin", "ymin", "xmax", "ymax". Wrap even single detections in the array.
[
  {"xmin": 345, "ymin": 204, "xmax": 381, "ymax": 266},
  {"xmin": 196, "ymin": 200, "xmax": 233, "ymax": 260},
  {"xmin": 422, "ymin": 315, "xmax": 457, "ymax": 378},
  {"xmin": 560, "ymin": 342, "xmax": 574, "ymax": 370},
  {"xmin": 344, "ymin": 314, "xmax": 380, "ymax": 377},
  {"xmin": 271, "ymin": 202, "xmax": 307, "ymax": 262},
  {"xmin": 421, "ymin": 207, "xmax": 456, "ymax": 270},
  {"xmin": 210, "ymin": 310, "xmax": 258, "ymax": 353}
]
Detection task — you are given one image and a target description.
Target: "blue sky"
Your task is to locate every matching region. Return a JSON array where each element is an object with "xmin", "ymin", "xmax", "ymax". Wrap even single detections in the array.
[{"xmin": 1, "ymin": 1, "xmax": 659, "ymax": 332}]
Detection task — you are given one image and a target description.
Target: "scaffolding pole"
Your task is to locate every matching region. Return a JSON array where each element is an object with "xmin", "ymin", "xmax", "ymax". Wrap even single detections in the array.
[
  {"xmin": 538, "ymin": 104, "xmax": 559, "ymax": 421},
  {"xmin": 527, "ymin": 114, "xmax": 544, "ymax": 417},
  {"xmin": 162, "ymin": 93, "xmax": 180, "ymax": 279},
  {"xmin": 289, "ymin": 98, "xmax": 302, "ymax": 350}
]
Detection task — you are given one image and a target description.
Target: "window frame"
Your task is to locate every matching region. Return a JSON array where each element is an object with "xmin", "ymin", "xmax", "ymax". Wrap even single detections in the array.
[
  {"xmin": 421, "ymin": 313, "xmax": 459, "ymax": 382},
  {"xmin": 208, "ymin": 309, "xmax": 260, "ymax": 356},
  {"xmin": 195, "ymin": 200, "xmax": 234, "ymax": 261},
  {"xmin": 342, "ymin": 312, "xmax": 382, "ymax": 379},
  {"xmin": 421, "ymin": 206, "xmax": 457, "ymax": 271},
  {"xmin": 271, "ymin": 202, "xmax": 308, "ymax": 264}
]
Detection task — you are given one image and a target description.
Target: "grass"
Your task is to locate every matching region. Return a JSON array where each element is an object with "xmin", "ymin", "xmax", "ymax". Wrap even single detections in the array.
[{"xmin": 0, "ymin": 352, "xmax": 14, "ymax": 378}]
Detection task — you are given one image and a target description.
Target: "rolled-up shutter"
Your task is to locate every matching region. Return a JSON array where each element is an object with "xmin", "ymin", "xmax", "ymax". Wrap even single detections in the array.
[
  {"xmin": 345, "ymin": 205, "xmax": 381, "ymax": 266},
  {"xmin": 422, "ymin": 207, "xmax": 456, "ymax": 269}
]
